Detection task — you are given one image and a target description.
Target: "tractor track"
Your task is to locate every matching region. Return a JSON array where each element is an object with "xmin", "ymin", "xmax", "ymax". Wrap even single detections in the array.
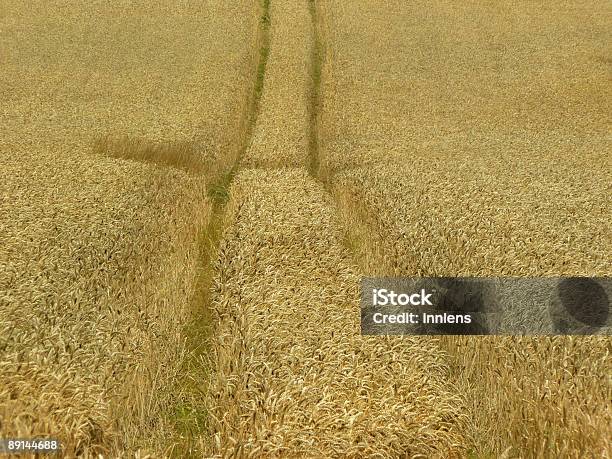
[{"xmin": 202, "ymin": 1, "xmax": 471, "ymax": 456}]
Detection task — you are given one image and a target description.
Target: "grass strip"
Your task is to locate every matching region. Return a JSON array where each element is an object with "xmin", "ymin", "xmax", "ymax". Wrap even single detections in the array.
[{"xmin": 169, "ymin": 0, "xmax": 272, "ymax": 456}]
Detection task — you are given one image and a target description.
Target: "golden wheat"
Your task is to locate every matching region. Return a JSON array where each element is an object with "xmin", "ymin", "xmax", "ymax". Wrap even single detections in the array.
[
  {"xmin": 206, "ymin": 169, "xmax": 469, "ymax": 458},
  {"xmin": 4, "ymin": 0, "xmax": 610, "ymax": 456},
  {"xmin": 0, "ymin": 0, "xmax": 256, "ymax": 455},
  {"xmin": 241, "ymin": 0, "xmax": 313, "ymax": 169},
  {"xmin": 202, "ymin": 1, "xmax": 472, "ymax": 455},
  {"xmin": 318, "ymin": 0, "xmax": 611, "ymax": 456}
]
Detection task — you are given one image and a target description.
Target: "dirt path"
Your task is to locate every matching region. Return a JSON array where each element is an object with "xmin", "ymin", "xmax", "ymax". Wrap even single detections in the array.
[{"xmin": 205, "ymin": 1, "xmax": 470, "ymax": 456}]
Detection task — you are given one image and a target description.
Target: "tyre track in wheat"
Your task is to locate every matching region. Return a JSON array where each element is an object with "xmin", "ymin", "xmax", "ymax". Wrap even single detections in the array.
[{"xmin": 205, "ymin": 1, "xmax": 470, "ymax": 456}]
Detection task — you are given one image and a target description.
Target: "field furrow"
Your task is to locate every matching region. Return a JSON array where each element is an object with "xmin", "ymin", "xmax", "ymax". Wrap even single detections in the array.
[{"xmin": 207, "ymin": 169, "xmax": 468, "ymax": 457}]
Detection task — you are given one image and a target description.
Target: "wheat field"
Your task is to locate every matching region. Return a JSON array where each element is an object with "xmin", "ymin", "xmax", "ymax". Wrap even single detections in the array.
[
  {"xmin": 207, "ymin": 169, "xmax": 468, "ymax": 457},
  {"xmin": 203, "ymin": 2, "xmax": 470, "ymax": 454},
  {"xmin": 318, "ymin": 0, "xmax": 611, "ymax": 456},
  {"xmin": 319, "ymin": 0, "xmax": 610, "ymax": 277},
  {"xmin": 1, "ymin": 0, "xmax": 610, "ymax": 457},
  {"xmin": 1, "ymin": 0, "xmax": 256, "ymax": 455}
]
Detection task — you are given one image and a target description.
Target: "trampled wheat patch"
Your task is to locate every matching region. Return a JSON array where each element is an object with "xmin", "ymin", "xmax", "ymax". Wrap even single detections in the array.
[{"xmin": 92, "ymin": 136, "xmax": 208, "ymax": 175}]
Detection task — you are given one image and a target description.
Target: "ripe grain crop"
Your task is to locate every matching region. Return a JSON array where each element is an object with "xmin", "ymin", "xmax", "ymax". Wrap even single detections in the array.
[
  {"xmin": 206, "ymin": 169, "xmax": 469, "ymax": 458},
  {"xmin": 317, "ymin": 0, "xmax": 611, "ymax": 456},
  {"xmin": 1, "ymin": 0, "xmax": 256, "ymax": 455},
  {"xmin": 240, "ymin": 0, "xmax": 313, "ymax": 168},
  {"xmin": 204, "ymin": 2, "xmax": 470, "ymax": 455}
]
